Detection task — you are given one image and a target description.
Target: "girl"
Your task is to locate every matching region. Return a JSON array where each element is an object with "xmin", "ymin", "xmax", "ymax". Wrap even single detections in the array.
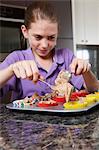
[{"xmin": 0, "ymin": 1, "xmax": 98, "ymax": 101}]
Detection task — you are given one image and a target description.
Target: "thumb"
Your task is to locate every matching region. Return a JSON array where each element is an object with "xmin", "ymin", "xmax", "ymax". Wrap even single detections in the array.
[{"xmin": 39, "ymin": 75, "xmax": 45, "ymax": 81}]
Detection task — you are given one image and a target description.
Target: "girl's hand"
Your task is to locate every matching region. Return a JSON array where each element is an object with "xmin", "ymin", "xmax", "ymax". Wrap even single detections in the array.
[
  {"xmin": 11, "ymin": 60, "xmax": 43, "ymax": 82},
  {"xmin": 70, "ymin": 58, "xmax": 91, "ymax": 75}
]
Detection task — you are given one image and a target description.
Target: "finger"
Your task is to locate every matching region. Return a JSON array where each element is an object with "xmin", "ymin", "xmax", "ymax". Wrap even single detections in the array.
[
  {"xmin": 33, "ymin": 73, "xmax": 40, "ymax": 83},
  {"xmin": 39, "ymin": 75, "xmax": 45, "ymax": 80},
  {"xmin": 18, "ymin": 62, "xmax": 27, "ymax": 79},
  {"xmin": 82, "ymin": 61, "xmax": 88, "ymax": 73},
  {"xmin": 27, "ymin": 75, "xmax": 44, "ymax": 82},
  {"xmin": 28, "ymin": 76, "xmax": 33, "ymax": 80},
  {"xmin": 29, "ymin": 61, "xmax": 40, "ymax": 82},
  {"xmin": 12, "ymin": 63, "xmax": 21, "ymax": 78},
  {"xmin": 21, "ymin": 61, "xmax": 33, "ymax": 78},
  {"xmin": 70, "ymin": 58, "xmax": 78, "ymax": 74},
  {"xmin": 76, "ymin": 62, "xmax": 84, "ymax": 75},
  {"xmin": 86, "ymin": 62, "xmax": 91, "ymax": 72},
  {"xmin": 82, "ymin": 61, "xmax": 91, "ymax": 74}
]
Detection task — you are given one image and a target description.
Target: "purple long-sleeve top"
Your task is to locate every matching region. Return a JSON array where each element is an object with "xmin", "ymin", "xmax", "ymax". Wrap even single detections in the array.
[{"xmin": 0, "ymin": 48, "xmax": 84, "ymax": 101}]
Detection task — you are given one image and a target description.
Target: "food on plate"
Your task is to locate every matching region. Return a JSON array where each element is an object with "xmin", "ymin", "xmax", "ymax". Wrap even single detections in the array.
[
  {"xmin": 64, "ymin": 101, "xmax": 87, "ymax": 110},
  {"xmin": 13, "ymin": 93, "xmax": 41, "ymax": 108},
  {"xmin": 71, "ymin": 91, "xmax": 88, "ymax": 97},
  {"xmin": 13, "ymin": 70, "xmax": 74, "ymax": 108},
  {"xmin": 84, "ymin": 93, "xmax": 99, "ymax": 103},
  {"xmin": 37, "ymin": 99, "xmax": 58, "ymax": 107},
  {"xmin": 13, "ymin": 92, "xmax": 58, "ymax": 108},
  {"xmin": 69, "ymin": 94, "xmax": 79, "ymax": 101},
  {"xmin": 37, "ymin": 93, "xmax": 58, "ymax": 107},
  {"xmin": 64, "ymin": 91, "xmax": 99, "ymax": 110},
  {"xmin": 12, "ymin": 90, "xmax": 99, "ymax": 110},
  {"xmin": 32, "ymin": 92, "xmax": 40, "ymax": 100},
  {"xmin": 84, "ymin": 97, "xmax": 96, "ymax": 106},
  {"xmin": 13, "ymin": 98, "xmax": 32, "ymax": 108},
  {"xmin": 55, "ymin": 70, "xmax": 72, "ymax": 85},
  {"xmin": 94, "ymin": 92, "xmax": 99, "ymax": 102},
  {"xmin": 51, "ymin": 90, "xmax": 66, "ymax": 103},
  {"xmin": 53, "ymin": 70, "xmax": 73, "ymax": 102},
  {"xmin": 12, "ymin": 69, "xmax": 98, "ymax": 110},
  {"xmin": 69, "ymin": 91, "xmax": 89, "ymax": 101},
  {"xmin": 53, "ymin": 95, "xmax": 66, "ymax": 103}
]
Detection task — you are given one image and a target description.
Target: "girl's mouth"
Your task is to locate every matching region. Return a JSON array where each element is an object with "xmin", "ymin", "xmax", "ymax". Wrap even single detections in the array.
[{"xmin": 38, "ymin": 49, "xmax": 48, "ymax": 55}]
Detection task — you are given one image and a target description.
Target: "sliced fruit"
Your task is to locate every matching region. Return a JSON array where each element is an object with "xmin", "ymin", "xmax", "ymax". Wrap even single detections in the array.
[
  {"xmin": 37, "ymin": 99, "xmax": 58, "ymax": 107},
  {"xmin": 70, "ymin": 94, "xmax": 79, "ymax": 101},
  {"xmin": 64, "ymin": 101, "xmax": 87, "ymax": 110},
  {"xmin": 84, "ymin": 94, "xmax": 98, "ymax": 104},
  {"xmin": 53, "ymin": 96, "xmax": 66, "ymax": 103},
  {"xmin": 71, "ymin": 91, "xmax": 88, "ymax": 97}
]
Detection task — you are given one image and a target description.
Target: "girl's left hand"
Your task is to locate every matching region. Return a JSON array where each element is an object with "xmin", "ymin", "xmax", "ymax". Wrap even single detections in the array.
[{"xmin": 70, "ymin": 58, "xmax": 91, "ymax": 75}]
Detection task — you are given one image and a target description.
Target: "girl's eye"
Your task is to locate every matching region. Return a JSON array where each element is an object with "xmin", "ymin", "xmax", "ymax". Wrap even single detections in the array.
[
  {"xmin": 35, "ymin": 35, "xmax": 42, "ymax": 41},
  {"xmin": 48, "ymin": 36, "xmax": 56, "ymax": 41}
]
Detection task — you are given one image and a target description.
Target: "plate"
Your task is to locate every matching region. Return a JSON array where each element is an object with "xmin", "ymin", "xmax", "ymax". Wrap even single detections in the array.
[{"xmin": 6, "ymin": 101, "xmax": 99, "ymax": 113}]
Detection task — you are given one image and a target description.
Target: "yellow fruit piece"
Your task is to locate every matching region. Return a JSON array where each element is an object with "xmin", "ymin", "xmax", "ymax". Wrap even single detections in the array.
[
  {"xmin": 86, "ymin": 93, "xmax": 99, "ymax": 102},
  {"xmin": 86, "ymin": 94, "xmax": 95, "ymax": 98},
  {"xmin": 63, "ymin": 101, "xmax": 87, "ymax": 110},
  {"xmin": 96, "ymin": 99, "xmax": 99, "ymax": 102},
  {"xmin": 94, "ymin": 94, "xmax": 99, "ymax": 99},
  {"xmin": 64, "ymin": 93, "xmax": 99, "ymax": 110},
  {"xmin": 84, "ymin": 97, "xmax": 96, "ymax": 106},
  {"xmin": 95, "ymin": 92, "xmax": 99, "ymax": 94}
]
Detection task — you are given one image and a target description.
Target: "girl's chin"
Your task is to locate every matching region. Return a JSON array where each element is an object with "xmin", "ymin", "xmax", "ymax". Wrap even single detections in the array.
[
  {"xmin": 39, "ymin": 54, "xmax": 49, "ymax": 58},
  {"xmin": 38, "ymin": 51, "xmax": 51, "ymax": 57}
]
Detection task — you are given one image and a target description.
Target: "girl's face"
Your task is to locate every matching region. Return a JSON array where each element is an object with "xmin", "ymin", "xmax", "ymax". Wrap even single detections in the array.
[{"xmin": 22, "ymin": 19, "xmax": 58, "ymax": 58}]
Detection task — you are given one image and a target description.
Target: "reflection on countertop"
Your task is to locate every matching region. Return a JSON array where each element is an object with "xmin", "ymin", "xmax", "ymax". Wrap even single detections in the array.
[{"xmin": 0, "ymin": 104, "xmax": 99, "ymax": 150}]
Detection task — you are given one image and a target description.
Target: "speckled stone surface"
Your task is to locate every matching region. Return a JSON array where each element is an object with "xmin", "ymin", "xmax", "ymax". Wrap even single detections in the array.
[{"xmin": 0, "ymin": 104, "xmax": 99, "ymax": 150}]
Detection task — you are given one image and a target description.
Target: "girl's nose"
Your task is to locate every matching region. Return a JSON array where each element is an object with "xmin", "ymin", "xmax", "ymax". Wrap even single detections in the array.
[{"xmin": 41, "ymin": 39, "xmax": 48, "ymax": 48}]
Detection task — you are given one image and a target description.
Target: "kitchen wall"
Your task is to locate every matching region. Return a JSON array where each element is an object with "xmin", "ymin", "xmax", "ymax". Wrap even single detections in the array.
[{"xmin": 50, "ymin": 1, "xmax": 73, "ymax": 50}]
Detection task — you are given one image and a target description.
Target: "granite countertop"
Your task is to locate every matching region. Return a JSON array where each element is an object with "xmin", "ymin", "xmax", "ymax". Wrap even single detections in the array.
[{"xmin": 0, "ymin": 104, "xmax": 99, "ymax": 150}]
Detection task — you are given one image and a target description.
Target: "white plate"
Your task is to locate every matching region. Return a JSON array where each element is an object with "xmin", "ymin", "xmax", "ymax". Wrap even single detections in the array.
[{"xmin": 6, "ymin": 101, "xmax": 99, "ymax": 113}]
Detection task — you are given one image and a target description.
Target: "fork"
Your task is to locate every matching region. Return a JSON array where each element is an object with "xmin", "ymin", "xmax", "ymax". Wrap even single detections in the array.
[{"xmin": 39, "ymin": 79, "xmax": 54, "ymax": 90}]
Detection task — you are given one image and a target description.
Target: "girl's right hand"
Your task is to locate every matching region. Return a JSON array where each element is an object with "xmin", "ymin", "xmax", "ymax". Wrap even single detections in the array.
[{"xmin": 11, "ymin": 60, "xmax": 43, "ymax": 83}]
